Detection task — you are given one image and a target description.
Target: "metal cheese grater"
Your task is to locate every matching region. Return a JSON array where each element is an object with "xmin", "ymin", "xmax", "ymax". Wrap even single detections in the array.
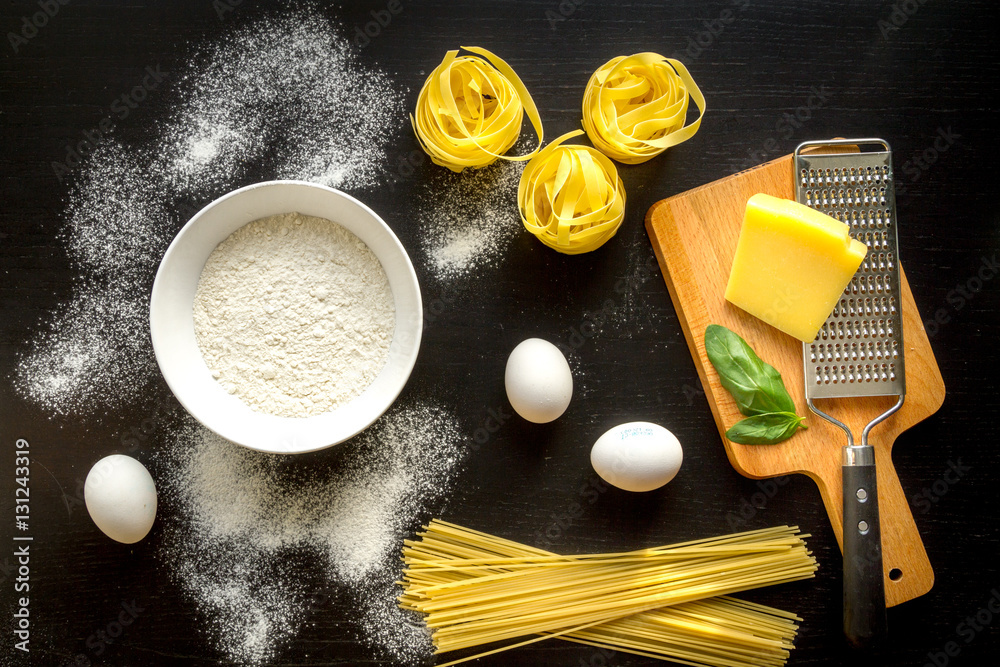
[{"xmin": 794, "ymin": 139, "xmax": 905, "ymax": 648}]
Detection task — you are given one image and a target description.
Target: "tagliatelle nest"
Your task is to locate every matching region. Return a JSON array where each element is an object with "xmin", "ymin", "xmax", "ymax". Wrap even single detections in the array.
[
  {"xmin": 518, "ymin": 130, "xmax": 626, "ymax": 255},
  {"xmin": 412, "ymin": 46, "xmax": 543, "ymax": 172},
  {"xmin": 582, "ymin": 52, "xmax": 705, "ymax": 164}
]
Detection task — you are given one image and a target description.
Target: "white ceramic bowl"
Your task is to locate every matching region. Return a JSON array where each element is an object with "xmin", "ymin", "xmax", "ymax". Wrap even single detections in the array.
[{"xmin": 150, "ymin": 181, "xmax": 422, "ymax": 454}]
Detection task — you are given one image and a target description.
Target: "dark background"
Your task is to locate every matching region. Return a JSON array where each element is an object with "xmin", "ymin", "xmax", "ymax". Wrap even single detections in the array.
[{"xmin": 2, "ymin": 1, "xmax": 998, "ymax": 666}]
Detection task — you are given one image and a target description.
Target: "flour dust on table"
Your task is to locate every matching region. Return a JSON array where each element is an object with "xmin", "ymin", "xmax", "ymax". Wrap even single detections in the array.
[
  {"xmin": 159, "ymin": 11, "xmax": 405, "ymax": 193},
  {"xmin": 157, "ymin": 402, "xmax": 465, "ymax": 664},
  {"xmin": 14, "ymin": 10, "xmax": 405, "ymax": 415},
  {"xmin": 14, "ymin": 142, "xmax": 172, "ymax": 414},
  {"xmin": 419, "ymin": 149, "xmax": 526, "ymax": 281}
]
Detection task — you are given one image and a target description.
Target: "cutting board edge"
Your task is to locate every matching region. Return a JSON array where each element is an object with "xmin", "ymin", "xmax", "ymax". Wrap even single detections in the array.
[
  {"xmin": 647, "ymin": 197, "xmax": 799, "ymax": 481},
  {"xmin": 894, "ymin": 266, "xmax": 949, "ymax": 439},
  {"xmin": 646, "ymin": 195, "xmax": 828, "ymax": 482},
  {"xmin": 645, "ymin": 200, "xmax": 756, "ymax": 480}
]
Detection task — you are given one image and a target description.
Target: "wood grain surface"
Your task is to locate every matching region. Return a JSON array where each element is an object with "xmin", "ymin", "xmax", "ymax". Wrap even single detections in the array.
[{"xmin": 645, "ymin": 152, "xmax": 946, "ymax": 607}]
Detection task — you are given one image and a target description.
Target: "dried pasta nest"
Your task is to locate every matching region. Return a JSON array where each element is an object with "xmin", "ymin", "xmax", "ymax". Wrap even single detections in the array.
[
  {"xmin": 582, "ymin": 52, "xmax": 705, "ymax": 164},
  {"xmin": 518, "ymin": 130, "xmax": 626, "ymax": 255},
  {"xmin": 412, "ymin": 46, "xmax": 543, "ymax": 172}
]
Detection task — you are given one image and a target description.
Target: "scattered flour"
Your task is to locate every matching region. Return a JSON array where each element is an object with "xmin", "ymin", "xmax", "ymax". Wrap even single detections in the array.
[
  {"xmin": 15, "ymin": 11, "xmax": 405, "ymax": 414},
  {"xmin": 193, "ymin": 212, "xmax": 394, "ymax": 417},
  {"xmin": 169, "ymin": 116, "xmax": 249, "ymax": 186},
  {"xmin": 158, "ymin": 11, "xmax": 405, "ymax": 194},
  {"xmin": 15, "ymin": 143, "xmax": 174, "ymax": 413},
  {"xmin": 159, "ymin": 402, "xmax": 464, "ymax": 664},
  {"xmin": 420, "ymin": 154, "xmax": 526, "ymax": 280}
]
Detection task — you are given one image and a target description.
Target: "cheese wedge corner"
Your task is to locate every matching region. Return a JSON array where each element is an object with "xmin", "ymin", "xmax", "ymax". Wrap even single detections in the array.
[{"xmin": 724, "ymin": 193, "xmax": 868, "ymax": 342}]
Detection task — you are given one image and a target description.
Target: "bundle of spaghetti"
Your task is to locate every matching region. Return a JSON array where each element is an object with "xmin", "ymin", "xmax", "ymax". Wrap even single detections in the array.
[
  {"xmin": 398, "ymin": 520, "xmax": 816, "ymax": 666},
  {"xmin": 517, "ymin": 129, "xmax": 626, "ymax": 255},
  {"xmin": 412, "ymin": 46, "xmax": 544, "ymax": 172},
  {"xmin": 551, "ymin": 597, "xmax": 801, "ymax": 667},
  {"xmin": 582, "ymin": 52, "xmax": 706, "ymax": 164}
]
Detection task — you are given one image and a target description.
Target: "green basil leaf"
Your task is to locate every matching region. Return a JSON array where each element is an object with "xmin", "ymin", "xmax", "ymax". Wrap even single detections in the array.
[
  {"xmin": 704, "ymin": 324, "xmax": 796, "ymax": 417},
  {"xmin": 726, "ymin": 412, "xmax": 806, "ymax": 445}
]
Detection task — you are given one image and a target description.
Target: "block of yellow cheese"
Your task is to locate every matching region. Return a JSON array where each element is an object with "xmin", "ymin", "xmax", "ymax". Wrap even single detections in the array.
[{"xmin": 724, "ymin": 193, "xmax": 868, "ymax": 342}]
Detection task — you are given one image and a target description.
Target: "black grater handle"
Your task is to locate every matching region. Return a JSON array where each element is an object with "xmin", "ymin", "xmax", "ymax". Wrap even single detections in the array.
[{"xmin": 842, "ymin": 448, "xmax": 887, "ymax": 648}]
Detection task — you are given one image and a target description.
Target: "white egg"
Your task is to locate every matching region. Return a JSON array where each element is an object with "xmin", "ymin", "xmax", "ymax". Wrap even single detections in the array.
[
  {"xmin": 504, "ymin": 338, "xmax": 573, "ymax": 423},
  {"xmin": 591, "ymin": 422, "xmax": 683, "ymax": 492},
  {"xmin": 84, "ymin": 455, "xmax": 158, "ymax": 544}
]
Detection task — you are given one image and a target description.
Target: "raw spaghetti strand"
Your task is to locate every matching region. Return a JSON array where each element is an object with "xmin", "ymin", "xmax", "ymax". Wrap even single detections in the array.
[
  {"xmin": 398, "ymin": 520, "xmax": 815, "ymax": 665},
  {"xmin": 413, "ymin": 46, "xmax": 544, "ymax": 172},
  {"xmin": 517, "ymin": 129, "xmax": 626, "ymax": 254},
  {"xmin": 582, "ymin": 52, "xmax": 706, "ymax": 164}
]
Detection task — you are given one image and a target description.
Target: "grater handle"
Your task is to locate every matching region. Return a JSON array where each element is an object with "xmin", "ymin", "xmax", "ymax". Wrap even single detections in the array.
[
  {"xmin": 794, "ymin": 137, "xmax": 890, "ymax": 158},
  {"xmin": 842, "ymin": 446, "xmax": 887, "ymax": 647}
]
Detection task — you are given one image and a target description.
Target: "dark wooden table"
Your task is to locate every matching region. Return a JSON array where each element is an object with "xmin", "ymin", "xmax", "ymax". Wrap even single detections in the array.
[{"xmin": 2, "ymin": 1, "xmax": 998, "ymax": 665}]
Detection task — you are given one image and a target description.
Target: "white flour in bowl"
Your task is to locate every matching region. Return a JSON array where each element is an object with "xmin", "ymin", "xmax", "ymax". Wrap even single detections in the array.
[{"xmin": 193, "ymin": 212, "xmax": 394, "ymax": 417}]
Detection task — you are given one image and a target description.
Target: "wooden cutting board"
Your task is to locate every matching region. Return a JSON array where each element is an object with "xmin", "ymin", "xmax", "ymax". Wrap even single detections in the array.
[{"xmin": 645, "ymin": 152, "xmax": 946, "ymax": 607}]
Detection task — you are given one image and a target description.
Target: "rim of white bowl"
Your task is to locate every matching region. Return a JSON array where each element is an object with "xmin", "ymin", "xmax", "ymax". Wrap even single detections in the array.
[{"xmin": 149, "ymin": 180, "xmax": 422, "ymax": 454}]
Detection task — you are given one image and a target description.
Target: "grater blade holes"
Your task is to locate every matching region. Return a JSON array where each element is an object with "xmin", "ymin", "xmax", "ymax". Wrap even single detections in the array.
[{"xmin": 796, "ymin": 146, "xmax": 904, "ymax": 398}]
